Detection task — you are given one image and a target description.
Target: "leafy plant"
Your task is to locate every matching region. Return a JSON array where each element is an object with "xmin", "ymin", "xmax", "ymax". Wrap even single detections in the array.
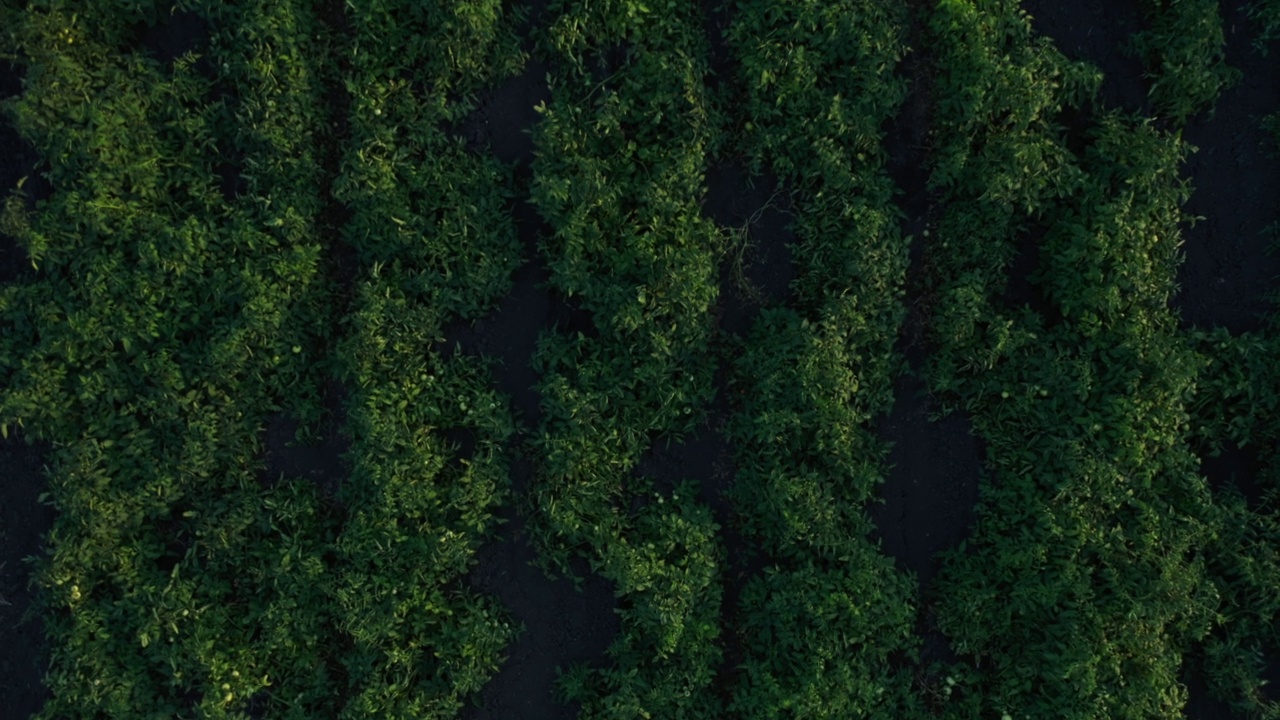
[
  {"xmin": 526, "ymin": 0, "xmax": 728, "ymax": 715},
  {"xmin": 1247, "ymin": 0, "xmax": 1280, "ymax": 52},
  {"xmin": 921, "ymin": 3, "xmax": 1227, "ymax": 718},
  {"xmin": 1130, "ymin": 0, "xmax": 1241, "ymax": 123}
]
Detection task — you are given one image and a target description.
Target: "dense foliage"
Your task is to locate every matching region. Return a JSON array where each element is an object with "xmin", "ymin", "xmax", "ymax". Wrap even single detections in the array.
[
  {"xmin": 0, "ymin": 0, "xmax": 526, "ymax": 717},
  {"xmin": 1187, "ymin": 331, "xmax": 1280, "ymax": 719},
  {"xmin": 913, "ymin": 4, "xmax": 1280, "ymax": 719},
  {"xmin": 1, "ymin": 2, "xmax": 343, "ymax": 716},
  {"xmin": 327, "ymin": 0, "xmax": 525, "ymax": 716},
  {"xmin": 1131, "ymin": 0, "xmax": 1239, "ymax": 122},
  {"xmin": 722, "ymin": 1, "xmax": 923, "ymax": 718},
  {"xmin": 527, "ymin": 0, "xmax": 726, "ymax": 716},
  {"xmin": 923, "ymin": 2, "xmax": 1228, "ymax": 718},
  {"xmin": 1, "ymin": 0, "xmax": 1277, "ymax": 718}
]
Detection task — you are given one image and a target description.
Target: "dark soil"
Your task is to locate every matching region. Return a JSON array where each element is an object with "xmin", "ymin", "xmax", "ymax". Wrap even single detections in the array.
[
  {"xmin": 1183, "ymin": 658, "xmax": 1245, "ymax": 720},
  {"xmin": 1022, "ymin": 0, "xmax": 1150, "ymax": 116},
  {"xmin": 131, "ymin": 8, "xmax": 209, "ymax": 69},
  {"xmin": 454, "ymin": 57, "xmax": 551, "ymax": 171},
  {"xmin": 1180, "ymin": 643, "xmax": 1280, "ymax": 719},
  {"xmin": 0, "ymin": 60, "xmax": 42, "ymax": 285},
  {"xmin": 626, "ymin": 389, "xmax": 757, "ymax": 709},
  {"xmin": 461, "ymin": 484, "xmax": 620, "ymax": 720},
  {"xmin": 1198, "ymin": 441, "xmax": 1266, "ymax": 508},
  {"xmin": 872, "ymin": 368, "xmax": 983, "ymax": 602},
  {"xmin": 872, "ymin": 352, "xmax": 985, "ymax": 678},
  {"xmin": 259, "ymin": 381, "xmax": 352, "ymax": 497},
  {"xmin": 455, "ymin": 0, "xmax": 805, "ymax": 707},
  {"xmin": 0, "ymin": 56, "xmax": 53, "ymax": 719},
  {"xmin": 879, "ymin": 3, "xmax": 987, "ymax": 673},
  {"xmin": 1002, "ymin": 222, "xmax": 1061, "ymax": 324},
  {"xmin": 1176, "ymin": 0, "xmax": 1280, "ymax": 334},
  {"xmin": 704, "ymin": 161, "xmax": 794, "ymax": 336},
  {"xmin": 444, "ymin": 19, "xmax": 626, "ymax": 709},
  {"xmin": 0, "ymin": 433, "xmax": 53, "ymax": 719},
  {"xmin": 446, "ymin": 172, "xmax": 624, "ymax": 720},
  {"xmin": 1025, "ymin": 0, "xmax": 1280, "ymax": 336}
]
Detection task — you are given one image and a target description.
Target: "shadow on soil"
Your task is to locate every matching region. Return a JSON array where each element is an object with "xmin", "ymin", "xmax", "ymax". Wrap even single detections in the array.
[
  {"xmin": 704, "ymin": 161, "xmax": 794, "ymax": 337},
  {"xmin": 1198, "ymin": 440, "xmax": 1266, "ymax": 509},
  {"xmin": 462, "ymin": 483, "xmax": 621, "ymax": 720},
  {"xmin": 259, "ymin": 381, "xmax": 352, "ymax": 498},
  {"xmin": 1179, "ymin": 644, "xmax": 1274, "ymax": 720},
  {"xmin": 450, "ymin": 191, "xmax": 623, "ymax": 719},
  {"xmin": 1022, "ymin": 0, "xmax": 1149, "ymax": 116},
  {"xmin": 1176, "ymin": 0, "xmax": 1280, "ymax": 334},
  {"xmin": 872, "ymin": 364, "xmax": 983, "ymax": 605},
  {"xmin": 0, "ymin": 432, "xmax": 54, "ymax": 719},
  {"xmin": 130, "ymin": 8, "xmax": 210, "ymax": 71},
  {"xmin": 0, "ymin": 58, "xmax": 54, "ymax": 718},
  {"xmin": 448, "ymin": 11, "xmax": 625, "ymax": 711},
  {"xmin": 877, "ymin": 10, "xmax": 986, "ymax": 672},
  {"xmin": 0, "ymin": 60, "xmax": 47, "ymax": 286}
]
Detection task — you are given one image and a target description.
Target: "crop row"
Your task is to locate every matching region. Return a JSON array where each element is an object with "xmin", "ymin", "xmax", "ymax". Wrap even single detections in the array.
[
  {"xmin": 0, "ymin": 0, "xmax": 531, "ymax": 717},
  {"xmin": 3, "ymin": 0, "xmax": 1278, "ymax": 718},
  {"xmin": 325, "ymin": 0, "xmax": 524, "ymax": 717},
  {"xmin": 1178, "ymin": 5, "xmax": 1280, "ymax": 698},
  {"xmin": 1, "ymin": 1, "xmax": 339, "ymax": 716},
  {"xmin": 526, "ymin": 0, "xmax": 727, "ymax": 716},
  {"xmin": 921, "ymin": 1, "xmax": 1260, "ymax": 718},
  {"xmin": 1186, "ymin": 327, "xmax": 1280, "ymax": 719},
  {"xmin": 721, "ymin": 1, "xmax": 923, "ymax": 718}
]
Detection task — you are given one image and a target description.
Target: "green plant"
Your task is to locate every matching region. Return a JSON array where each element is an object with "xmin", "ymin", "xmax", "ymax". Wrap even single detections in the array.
[
  {"xmin": 1247, "ymin": 0, "xmax": 1280, "ymax": 52},
  {"xmin": 921, "ymin": 3, "xmax": 1226, "ymax": 718},
  {"xmin": 526, "ymin": 0, "xmax": 728, "ymax": 715},
  {"xmin": 719, "ymin": 2, "xmax": 926, "ymax": 717},
  {"xmin": 1131, "ymin": 0, "xmax": 1241, "ymax": 123}
]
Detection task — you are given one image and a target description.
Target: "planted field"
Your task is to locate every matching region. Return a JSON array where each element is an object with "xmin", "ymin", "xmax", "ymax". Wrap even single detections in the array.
[{"xmin": 0, "ymin": 0, "xmax": 1278, "ymax": 719}]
